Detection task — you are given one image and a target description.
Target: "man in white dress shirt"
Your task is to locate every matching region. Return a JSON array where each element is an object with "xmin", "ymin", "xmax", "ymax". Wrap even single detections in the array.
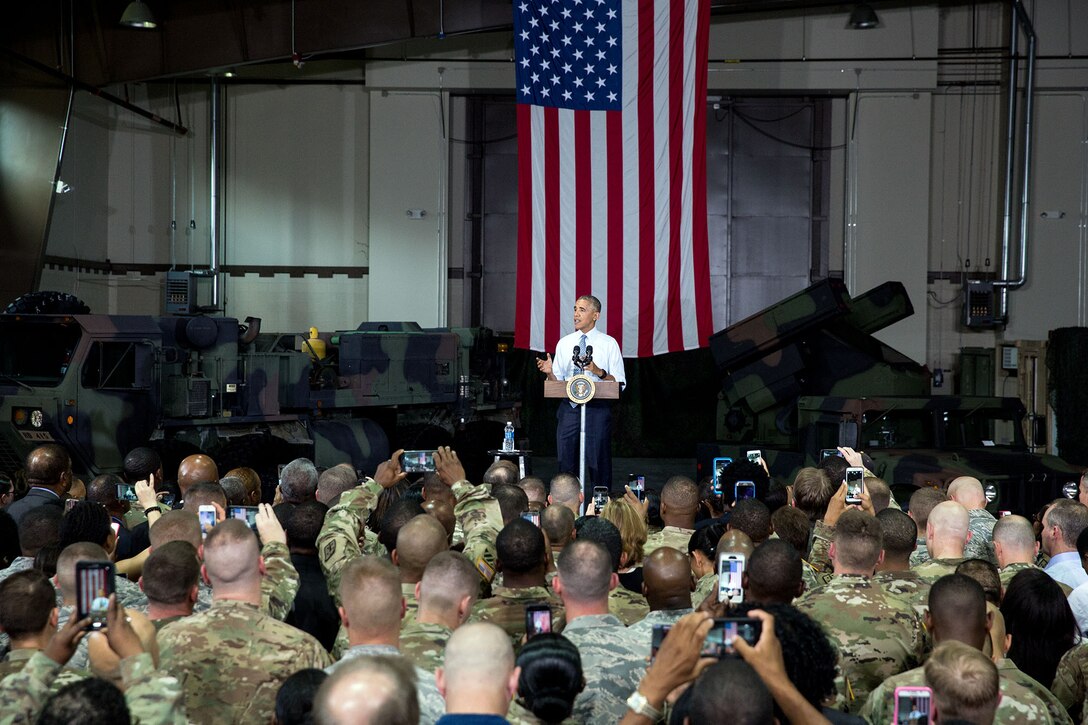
[{"xmin": 536, "ymin": 295, "xmax": 626, "ymax": 504}]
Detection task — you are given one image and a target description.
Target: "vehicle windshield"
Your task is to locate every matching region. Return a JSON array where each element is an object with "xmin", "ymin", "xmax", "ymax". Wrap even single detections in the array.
[
  {"xmin": 0, "ymin": 319, "xmax": 81, "ymax": 388},
  {"xmin": 860, "ymin": 406, "xmax": 1024, "ymax": 449}
]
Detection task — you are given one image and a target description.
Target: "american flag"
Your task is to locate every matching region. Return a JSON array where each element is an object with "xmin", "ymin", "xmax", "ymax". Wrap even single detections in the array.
[{"xmin": 513, "ymin": 0, "xmax": 713, "ymax": 358}]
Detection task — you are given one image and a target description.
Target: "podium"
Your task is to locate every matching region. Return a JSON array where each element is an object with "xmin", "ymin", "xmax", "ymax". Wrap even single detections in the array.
[{"xmin": 545, "ymin": 376, "xmax": 620, "ymax": 515}]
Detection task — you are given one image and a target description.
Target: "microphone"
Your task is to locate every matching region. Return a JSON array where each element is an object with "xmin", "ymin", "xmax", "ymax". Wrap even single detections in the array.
[
  {"xmin": 585, "ymin": 345, "xmax": 593, "ymax": 357},
  {"xmin": 572, "ymin": 345, "xmax": 581, "ymax": 363}
]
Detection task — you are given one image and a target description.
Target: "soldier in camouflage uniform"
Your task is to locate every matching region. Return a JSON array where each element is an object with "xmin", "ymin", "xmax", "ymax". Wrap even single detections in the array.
[
  {"xmin": 328, "ymin": 556, "xmax": 444, "ymax": 724},
  {"xmin": 578, "ymin": 517, "xmax": 650, "ymax": 625},
  {"xmin": 642, "ymin": 476, "xmax": 699, "ymax": 557},
  {"xmin": 795, "ymin": 510, "xmax": 925, "ymax": 714},
  {"xmin": 400, "ymin": 551, "xmax": 479, "ymax": 673},
  {"xmin": 553, "ymin": 539, "xmax": 646, "ymax": 724},
  {"xmin": 907, "ymin": 487, "xmax": 949, "ymax": 567},
  {"xmin": 433, "ymin": 447, "xmax": 505, "ymax": 593},
  {"xmin": 627, "ymin": 547, "xmax": 695, "ymax": 647},
  {"xmin": 948, "ymin": 476, "xmax": 999, "ymax": 565},
  {"xmin": 159, "ymin": 520, "xmax": 331, "ymax": 724},
  {"xmin": 873, "ymin": 509, "xmax": 931, "ymax": 612},
  {"xmin": 392, "ymin": 514, "xmax": 450, "ymax": 627},
  {"xmin": 912, "ymin": 501, "xmax": 971, "ymax": 584},
  {"xmin": 469, "ymin": 519, "xmax": 565, "ymax": 649},
  {"xmin": 1052, "ymin": 642, "xmax": 1088, "ymax": 723},
  {"xmin": 994, "ymin": 515, "xmax": 1074, "ymax": 596},
  {"xmin": 860, "ymin": 574, "xmax": 1072, "ymax": 725}
]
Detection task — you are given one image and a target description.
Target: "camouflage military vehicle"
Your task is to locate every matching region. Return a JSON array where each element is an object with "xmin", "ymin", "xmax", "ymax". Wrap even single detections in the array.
[
  {"xmin": 700, "ymin": 279, "xmax": 1078, "ymax": 516},
  {"xmin": 0, "ymin": 313, "xmax": 516, "ymax": 486}
]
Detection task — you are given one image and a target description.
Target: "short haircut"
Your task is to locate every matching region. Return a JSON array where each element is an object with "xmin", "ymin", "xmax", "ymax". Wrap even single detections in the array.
[
  {"xmin": 394, "ymin": 514, "xmax": 448, "ymax": 579},
  {"xmin": 729, "ymin": 499, "xmax": 772, "ymax": 543},
  {"xmin": 18, "ymin": 504, "xmax": 62, "ymax": 555},
  {"xmin": 792, "ymin": 467, "xmax": 834, "ymax": 522},
  {"xmin": 202, "ymin": 519, "xmax": 259, "ymax": 586},
  {"xmin": 123, "ymin": 447, "xmax": 161, "ymax": 484},
  {"xmin": 575, "ymin": 517, "xmax": 623, "ymax": 571},
  {"xmin": 314, "ymin": 655, "xmax": 418, "ymax": 725},
  {"xmin": 0, "ymin": 569, "xmax": 55, "ymax": 638},
  {"xmin": 518, "ymin": 476, "xmax": 547, "ymax": 505},
  {"xmin": 816, "ymin": 454, "xmax": 848, "ymax": 487},
  {"xmin": 318, "ymin": 465, "xmax": 357, "ymax": 506},
  {"xmin": 496, "ymin": 519, "xmax": 546, "ymax": 574},
  {"xmin": 549, "ymin": 473, "xmax": 581, "ymax": 505},
  {"xmin": 442, "ymin": 622, "xmax": 516, "ymax": 692},
  {"xmin": 59, "ymin": 501, "xmax": 111, "ymax": 549},
  {"xmin": 419, "ymin": 550, "xmax": 480, "ymax": 612},
  {"xmin": 56, "ymin": 542, "xmax": 110, "ymax": 599},
  {"xmin": 924, "ymin": 641, "xmax": 1000, "ymax": 724},
  {"xmin": 142, "ymin": 541, "xmax": 200, "ymax": 605},
  {"xmin": 225, "ymin": 467, "xmax": 263, "ymax": 501},
  {"xmin": 149, "ymin": 510, "xmax": 202, "ymax": 549},
  {"xmin": 25, "ymin": 444, "xmax": 70, "ymax": 488},
  {"xmin": 275, "ymin": 668, "xmax": 327, "ymax": 725},
  {"xmin": 556, "ymin": 539, "xmax": 612, "ymax": 602},
  {"xmin": 832, "ymin": 510, "xmax": 882, "ymax": 570},
  {"xmin": 764, "ymin": 480, "xmax": 791, "ymax": 514},
  {"xmin": 541, "ymin": 504, "xmax": 575, "ymax": 546},
  {"xmin": 661, "ymin": 476, "xmax": 700, "ymax": 513},
  {"xmin": 746, "ymin": 539, "xmax": 802, "ymax": 603},
  {"xmin": 378, "ymin": 498, "xmax": 425, "ymax": 555},
  {"xmin": 492, "ymin": 484, "xmax": 530, "ymax": 526},
  {"xmin": 181, "ymin": 482, "xmax": 227, "ymax": 511},
  {"xmin": 770, "ymin": 506, "xmax": 811, "ymax": 556},
  {"xmin": 688, "ymin": 523, "xmax": 727, "ymax": 560},
  {"xmin": 1048, "ymin": 499, "xmax": 1088, "ymax": 548},
  {"xmin": 218, "ymin": 476, "xmax": 246, "ymax": 506},
  {"xmin": 286, "ymin": 500, "xmax": 329, "ymax": 551},
  {"xmin": 687, "ymin": 659, "xmax": 773, "ymax": 724},
  {"xmin": 576, "ymin": 294, "xmax": 602, "ymax": 313},
  {"xmin": 483, "ymin": 460, "xmax": 520, "ymax": 487},
  {"xmin": 86, "ymin": 473, "xmax": 123, "ymax": 506},
  {"xmin": 928, "ymin": 574, "xmax": 987, "ymax": 633},
  {"xmin": 600, "ymin": 499, "xmax": 649, "ymax": 567},
  {"xmin": 876, "ymin": 508, "xmax": 918, "ymax": 559},
  {"xmin": 280, "ymin": 458, "xmax": 319, "ymax": 504},
  {"xmin": 38, "ymin": 677, "xmax": 131, "ymax": 725},
  {"xmin": 992, "ymin": 514, "xmax": 1036, "ymax": 551},
  {"xmin": 955, "ymin": 559, "xmax": 1002, "ymax": 605},
  {"xmin": 908, "ymin": 487, "xmax": 948, "ymax": 528},
  {"xmin": 865, "ymin": 477, "xmax": 891, "ymax": 512},
  {"xmin": 339, "ymin": 557, "xmax": 403, "ymax": 635}
]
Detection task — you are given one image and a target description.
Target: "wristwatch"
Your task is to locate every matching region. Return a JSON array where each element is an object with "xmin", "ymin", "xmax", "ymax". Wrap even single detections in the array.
[{"xmin": 625, "ymin": 690, "xmax": 663, "ymax": 722}]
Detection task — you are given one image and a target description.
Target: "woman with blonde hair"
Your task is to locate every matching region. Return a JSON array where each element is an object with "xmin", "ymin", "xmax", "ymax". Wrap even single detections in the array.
[{"xmin": 601, "ymin": 498, "xmax": 648, "ymax": 593}]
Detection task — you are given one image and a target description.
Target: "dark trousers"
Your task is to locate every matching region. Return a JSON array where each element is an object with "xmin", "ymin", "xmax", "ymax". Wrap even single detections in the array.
[{"xmin": 556, "ymin": 401, "xmax": 613, "ymax": 501}]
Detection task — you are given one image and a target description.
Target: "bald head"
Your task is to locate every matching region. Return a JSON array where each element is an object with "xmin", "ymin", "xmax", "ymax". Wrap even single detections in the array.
[
  {"xmin": 339, "ymin": 557, "xmax": 404, "ymax": 640},
  {"xmin": 927, "ymin": 501, "xmax": 970, "ymax": 558},
  {"xmin": 394, "ymin": 515, "xmax": 449, "ymax": 582},
  {"xmin": 224, "ymin": 467, "xmax": 262, "ymax": 506},
  {"xmin": 483, "ymin": 461, "xmax": 519, "ymax": 487},
  {"xmin": 991, "ymin": 514, "xmax": 1037, "ymax": 567},
  {"xmin": 149, "ymin": 510, "xmax": 202, "ymax": 551},
  {"xmin": 25, "ymin": 444, "xmax": 72, "ymax": 492},
  {"xmin": 177, "ymin": 454, "xmax": 219, "ymax": 496},
  {"xmin": 422, "ymin": 499, "xmax": 456, "ymax": 542},
  {"xmin": 715, "ymin": 530, "xmax": 754, "ymax": 561},
  {"xmin": 439, "ymin": 622, "xmax": 516, "ymax": 700},
  {"xmin": 202, "ymin": 519, "xmax": 260, "ymax": 591},
  {"xmin": 642, "ymin": 546, "xmax": 693, "ymax": 611},
  {"xmin": 315, "ymin": 656, "xmax": 419, "ymax": 725},
  {"xmin": 948, "ymin": 477, "xmax": 988, "ymax": 510}
]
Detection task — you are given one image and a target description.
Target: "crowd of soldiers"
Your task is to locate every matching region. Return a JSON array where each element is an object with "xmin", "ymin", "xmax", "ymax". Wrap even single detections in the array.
[{"xmin": 1, "ymin": 441, "xmax": 1088, "ymax": 724}]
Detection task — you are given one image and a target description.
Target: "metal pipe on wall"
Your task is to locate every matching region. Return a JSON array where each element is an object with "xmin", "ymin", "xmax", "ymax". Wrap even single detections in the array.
[{"xmin": 209, "ymin": 78, "xmax": 221, "ymax": 309}]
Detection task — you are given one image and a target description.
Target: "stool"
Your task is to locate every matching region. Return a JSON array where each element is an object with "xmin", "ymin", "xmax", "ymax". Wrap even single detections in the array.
[{"xmin": 487, "ymin": 449, "xmax": 532, "ymax": 478}]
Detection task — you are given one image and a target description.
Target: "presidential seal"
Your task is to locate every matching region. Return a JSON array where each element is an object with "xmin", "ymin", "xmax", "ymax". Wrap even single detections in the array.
[{"xmin": 566, "ymin": 373, "xmax": 596, "ymax": 405}]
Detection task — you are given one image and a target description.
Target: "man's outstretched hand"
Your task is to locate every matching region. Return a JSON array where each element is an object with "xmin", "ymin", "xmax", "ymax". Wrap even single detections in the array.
[
  {"xmin": 434, "ymin": 446, "xmax": 467, "ymax": 487},
  {"xmin": 536, "ymin": 354, "xmax": 554, "ymax": 376},
  {"xmin": 374, "ymin": 449, "xmax": 408, "ymax": 489}
]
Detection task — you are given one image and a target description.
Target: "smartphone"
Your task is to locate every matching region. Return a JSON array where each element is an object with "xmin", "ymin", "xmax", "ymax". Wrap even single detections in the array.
[
  {"xmin": 116, "ymin": 483, "xmax": 139, "ymax": 502},
  {"xmin": 592, "ymin": 486, "xmax": 609, "ymax": 512},
  {"xmin": 229, "ymin": 505, "xmax": 259, "ymax": 531},
  {"xmin": 893, "ymin": 685, "xmax": 933, "ymax": 724},
  {"xmin": 198, "ymin": 504, "xmax": 217, "ymax": 538},
  {"xmin": 628, "ymin": 474, "xmax": 646, "ymax": 502},
  {"xmin": 400, "ymin": 450, "xmax": 437, "ymax": 474},
  {"xmin": 712, "ymin": 457, "xmax": 732, "ymax": 495},
  {"xmin": 651, "ymin": 623, "xmax": 671, "ymax": 661},
  {"xmin": 525, "ymin": 603, "xmax": 552, "ymax": 638},
  {"xmin": 110, "ymin": 521, "xmax": 121, "ymax": 539},
  {"xmin": 999, "ymin": 510, "xmax": 1013, "ymax": 518},
  {"xmin": 521, "ymin": 510, "xmax": 541, "ymax": 527},
  {"xmin": 820, "ymin": 448, "xmax": 842, "ymax": 461},
  {"xmin": 717, "ymin": 551, "xmax": 746, "ymax": 604},
  {"xmin": 65, "ymin": 498, "xmax": 80, "ymax": 513},
  {"xmin": 75, "ymin": 561, "xmax": 115, "ymax": 630},
  {"xmin": 157, "ymin": 490, "xmax": 177, "ymax": 507},
  {"xmin": 734, "ymin": 480, "xmax": 756, "ymax": 502},
  {"xmin": 845, "ymin": 467, "xmax": 865, "ymax": 505},
  {"xmin": 714, "ymin": 617, "xmax": 762, "ymax": 657},
  {"xmin": 746, "ymin": 450, "xmax": 761, "ymax": 464}
]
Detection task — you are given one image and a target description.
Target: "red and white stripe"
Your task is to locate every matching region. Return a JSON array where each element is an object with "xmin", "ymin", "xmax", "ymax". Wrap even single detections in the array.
[{"xmin": 514, "ymin": 0, "xmax": 713, "ymax": 358}]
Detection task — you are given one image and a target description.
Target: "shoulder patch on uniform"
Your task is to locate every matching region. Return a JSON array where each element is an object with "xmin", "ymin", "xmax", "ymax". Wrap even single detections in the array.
[
  {"xmin": 323, "ymin": 540, "xmax": 337, "ymax": 561},
  {"xmin": 475, "ymin": 557, "xmax": 496, "ymax": 582}
]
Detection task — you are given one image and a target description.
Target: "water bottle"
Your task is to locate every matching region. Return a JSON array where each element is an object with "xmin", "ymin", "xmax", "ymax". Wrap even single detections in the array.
[{"xmin": 503, "ymin": 421, "xmax": 515, "ymax": 452}]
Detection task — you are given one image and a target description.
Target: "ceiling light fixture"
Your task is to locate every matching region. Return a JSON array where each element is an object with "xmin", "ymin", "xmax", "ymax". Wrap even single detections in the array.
[
  {"xmin": 120, "ymin": 1, "xmax": 157, "ymax": 29},
  {"xmin": 847, "ymin": 4, "xmax": 880, "ymax": 30}
]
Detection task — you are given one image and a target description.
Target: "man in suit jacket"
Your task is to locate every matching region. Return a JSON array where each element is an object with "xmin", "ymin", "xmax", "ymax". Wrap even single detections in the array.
[{"xmin": 6, "ymin": 444, "xmax": 71, "ymax": 526}]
